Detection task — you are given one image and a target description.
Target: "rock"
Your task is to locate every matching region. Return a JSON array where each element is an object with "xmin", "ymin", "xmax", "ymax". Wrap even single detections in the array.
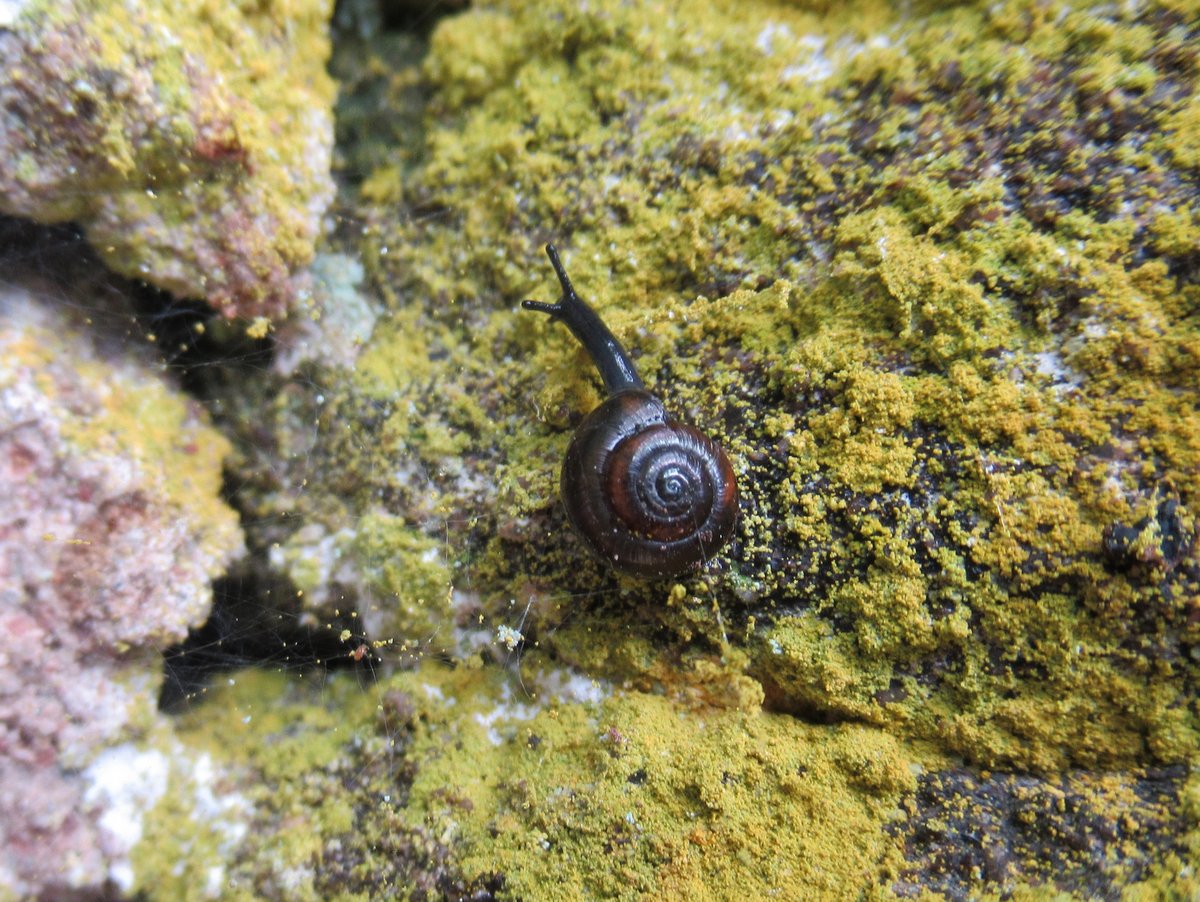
[
  {"xmin": 167, "ymin": 0, "xmax": 1200, "ymax": 896},
  {"xmin": 0, "ymin": 0, "xmax": 336, "ymax": 321},
  {"xmin": 0, "ymin": 265, "xmax": 243, "ymax": 897}
]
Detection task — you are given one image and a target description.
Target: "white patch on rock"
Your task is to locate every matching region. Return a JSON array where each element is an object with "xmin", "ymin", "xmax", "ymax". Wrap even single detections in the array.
[
  {"xmin": 82, "ymin": 746, "xmax": 169, "ymax": 891},
  {"xmin": 755, "ymin": 22, "xmax": 792, "ymax": 55},
  {"xmin": 0, "ymin": 0, "xmax": 28, "ymax": 28}
]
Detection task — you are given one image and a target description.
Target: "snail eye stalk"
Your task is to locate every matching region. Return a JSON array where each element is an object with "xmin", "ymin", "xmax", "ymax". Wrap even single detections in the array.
[{"xmin": 522, "ymin": 244, "xmax": 644, "ymax": 395}]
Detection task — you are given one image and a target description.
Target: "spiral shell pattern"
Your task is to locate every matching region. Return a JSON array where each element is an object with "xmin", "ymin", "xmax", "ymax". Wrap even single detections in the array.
[{"xmin": 561, "ymin": 389, "xmax": 738, "ymax": 578}]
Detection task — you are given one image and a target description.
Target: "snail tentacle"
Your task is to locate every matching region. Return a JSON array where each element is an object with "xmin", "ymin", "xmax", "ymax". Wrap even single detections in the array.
[{"xmin": 521, "ymin": 244, "xmax": 644, "ymax": 394}]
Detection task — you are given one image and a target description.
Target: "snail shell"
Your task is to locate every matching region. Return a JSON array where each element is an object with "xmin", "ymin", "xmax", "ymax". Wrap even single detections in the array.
[
  {"xmin": 562, "ymin": 389, "xmax": 738, "ymax": 578},
  {"xmin": 523, "ymin": 244, "xmax": 738, "ymax": 578}
]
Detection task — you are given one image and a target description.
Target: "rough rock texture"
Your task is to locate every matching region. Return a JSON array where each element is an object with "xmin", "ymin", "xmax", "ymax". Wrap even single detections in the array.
[
  {"xmin": 144, "ymin": 663, "xmax": 914, "ymax": 900},
  {"xmin": 892, "ymin": 766, "xmax": 1193, "ymax": 900},
  {"xmin": 0, "ymin": 0, "xmax": 336, "ymax": 321},
  {"xmin": 166, "ymin": 0, "xmax": 1200, "ymax": 897},
  {"xmin": 0, "ymin": 263, "xmax": 243, "ymax": 897}
]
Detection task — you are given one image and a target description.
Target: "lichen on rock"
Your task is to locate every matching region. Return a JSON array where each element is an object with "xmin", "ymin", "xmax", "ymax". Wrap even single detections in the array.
[
  {"xmin": 0, "ymin": 260, "xmax": 243, "ymax": 897},
  {"xmin": 0, "ymin": 0, "xmax": 337, "ymax": 320},
  {"xmin": 151, "ymin": 660, "xmax": 914, "ymax": 900},
  {"xmin": 262, "ymin": 0, "xmax": 1200, "ymax": 771},
  {"xmin": 190, "ymin": 0, "xmax": 1200, "ymax": 896}
]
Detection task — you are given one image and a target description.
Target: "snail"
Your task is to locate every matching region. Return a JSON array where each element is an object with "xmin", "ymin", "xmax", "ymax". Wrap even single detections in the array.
[{"xmin": 522, "ymin": 244, "xmax": 738, "ymax": 578}]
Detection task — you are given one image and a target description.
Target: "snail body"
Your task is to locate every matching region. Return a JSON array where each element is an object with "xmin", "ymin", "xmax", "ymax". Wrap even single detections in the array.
[{"xmin": 522, "ymin": 244, "xmax": 737, "ymax": 578}]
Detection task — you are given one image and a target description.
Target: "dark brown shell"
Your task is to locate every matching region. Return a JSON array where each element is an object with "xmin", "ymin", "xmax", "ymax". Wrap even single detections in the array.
[{"xmin": 560, "ymin": 389, "xmax": 738, "ymax": 578}]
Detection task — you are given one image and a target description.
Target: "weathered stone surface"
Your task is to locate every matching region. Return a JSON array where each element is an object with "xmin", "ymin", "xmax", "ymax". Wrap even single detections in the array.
[
  {"xmin": 0, "ymin": 0, "xmax": 336, "ymax": 320},
  {"xmin": 0, "ymin": 264, "xmax": 243, "ymax": 897}
]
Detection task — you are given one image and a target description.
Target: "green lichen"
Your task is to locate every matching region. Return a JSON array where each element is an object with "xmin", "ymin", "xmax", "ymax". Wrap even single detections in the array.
[
  {"xmin": 158, "ymin": 661, "xmax": 1200, "ymax": 899},
  {"xmin": 216, "ymin": 0, "xmax": 1200, "ymax": 894},
  {"xmin": 352, "ymin": 511, "xmax": 454, "ymax": 646},
  {"xmin": 157, "ymin": 662, "xmax": 918, "ymax": 899},
  {"xmin": 135, "ymin": 670, "xmax": 370, "ymax": 901},
  {"xmin": 353, "ymin": 0, "xmax": 1200, "ymax": 775},
  {"xmin": 298, "ymin": 0, "xmax": 1200, "ymax": 762},
  {"xmin": 403, "ymin": 665, "xmax": 912, "ymax": 899},
  {"xmin": 6, "ymin": 0, "xmax": 336, "ymax": 318}
]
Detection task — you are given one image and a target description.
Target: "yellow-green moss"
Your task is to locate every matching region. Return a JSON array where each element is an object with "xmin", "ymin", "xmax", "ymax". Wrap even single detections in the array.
[
  {"xmin": 300, "ymin": 0, "xmax": 1200, "ymax": 780},
  {"xmin": 162, "ymin": 664, "xmax": 919, "ymax": 899},
  {"xmin": 224, "ymin": 3, "xmax": 1200, "ymax": 894}
]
